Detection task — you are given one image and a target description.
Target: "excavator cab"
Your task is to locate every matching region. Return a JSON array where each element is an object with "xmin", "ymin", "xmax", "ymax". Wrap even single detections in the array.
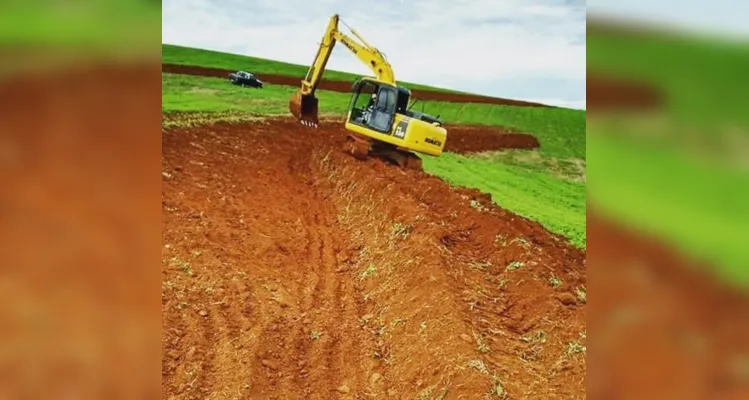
[
  {"xmin": 340, "ymin": 77, "xmax": 446, "ymax": 169},
  {"xmin": 347, "ymin": 78, "xmax": 399, "ymax": 133}
]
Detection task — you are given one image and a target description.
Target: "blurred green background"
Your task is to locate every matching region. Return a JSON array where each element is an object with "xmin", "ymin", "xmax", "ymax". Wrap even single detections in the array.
[
  {"xmin": 0, "ymin": 0, "xmax": 160, "ymax": 71},
  {"xmin": 587, "ymin": 20, "xmax": 749, "ymax": 286}
]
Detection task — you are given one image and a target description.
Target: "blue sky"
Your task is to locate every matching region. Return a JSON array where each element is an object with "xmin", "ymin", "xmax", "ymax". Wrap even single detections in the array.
[{"xmin": 162, "ymin": 0, "xmax": 587, "ymax": 110}]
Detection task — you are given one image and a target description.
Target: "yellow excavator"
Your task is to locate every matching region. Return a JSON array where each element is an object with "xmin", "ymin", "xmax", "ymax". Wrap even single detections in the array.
[{"xmin": 288, "ymin": 14, "xmax": 447, "ymax": 169}]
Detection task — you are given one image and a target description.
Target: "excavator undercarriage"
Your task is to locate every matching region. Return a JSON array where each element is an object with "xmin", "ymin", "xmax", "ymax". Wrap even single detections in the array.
[{"xmin": 343, "ymin": 133, "xmax": 423, "ymax": 170}]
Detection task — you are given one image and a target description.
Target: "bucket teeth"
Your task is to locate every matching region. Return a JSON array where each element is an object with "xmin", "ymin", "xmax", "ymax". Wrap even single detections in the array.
[{"xmin": 289, "ymin": 90, "xmax": 320, "ymax": 127}]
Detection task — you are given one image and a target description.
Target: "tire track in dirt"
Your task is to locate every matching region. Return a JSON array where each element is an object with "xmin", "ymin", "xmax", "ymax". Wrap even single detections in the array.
[
  {"xmin": 307, "ymin": 206, "xmax": 347, "ymax": 397},
  {"xmin": 162, "ymin": 121, "xmax": 312, "ymax": 399},
  {"xmin": 165, "ymin": 119, "xmax": 374, "ymax": 399},
  {"xmin": 291, "ymin": 158, "xmax": 368, "ymax": 398}
]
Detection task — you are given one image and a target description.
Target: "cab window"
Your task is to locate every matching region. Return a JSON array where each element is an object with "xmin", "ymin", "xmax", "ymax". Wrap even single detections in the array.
[
  {"xmin": 352, "ymin": 81, "xmax": 377, "ymax": 110},
  {"xmin": 349, "ymin": 81, "xmax": 378, "ymax": 123},
  {"xmin": 375, "ymin": 86, "xmax": 396, "ymax": 112}
]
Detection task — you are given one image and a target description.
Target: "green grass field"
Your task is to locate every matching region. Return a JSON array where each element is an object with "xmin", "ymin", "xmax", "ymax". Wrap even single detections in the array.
[
  {"xmin": 2, "ymin": 2, "xmax": 160, "ymax": 49},
  {"xmin": 162, "ymin": 74, "xmax": 586, "ymax": 160},
  {"xmin": 423, "ymin": 153, "xmax": 586, "ymax": 247},
  {"xmin": 588, "ymin": 23, "xmax": 749, "ymax": 285},
  {"xmin": 162, "ymin": 46, "xmax": 587, "ymax": 249},
  {"xmin": 588, "ymin": 30, "xmax": 749, "ymax": 130},
  {"xmin": 163, "ymin": 44, "xmax": 466, "ymax": 94}
]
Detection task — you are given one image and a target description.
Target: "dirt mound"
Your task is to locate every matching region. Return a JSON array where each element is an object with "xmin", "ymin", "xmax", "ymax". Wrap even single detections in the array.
[
  {"xmin": 313, "ymin": 117, "xmax": 541, "ymax": 154},
  {"xmin": 443, "ymin": 124, "xmax": 540, "ymax": 153},
  {"xmin": 162, "ymin": 115, "xmax": 586, "ymax": 398},
  {"xmin": 587, "ymin": 72, "xmax": 663, "ymax": 111},
  {"xmin": 587, "ymin": 210, "xmax": 749, "ymax": 399},
  {"xmin": 162, "ymin": 63, "xmax": 554, "ymax": 108}
]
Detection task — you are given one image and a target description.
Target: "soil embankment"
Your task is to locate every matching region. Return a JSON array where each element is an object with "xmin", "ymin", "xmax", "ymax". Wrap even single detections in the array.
[{"xmin": 162, "ymin": 116, "xmax": 587, "ymax": 398}]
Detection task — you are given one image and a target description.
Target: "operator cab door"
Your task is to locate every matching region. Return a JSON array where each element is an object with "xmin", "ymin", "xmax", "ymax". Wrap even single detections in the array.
[{"xmin": 348, "ymin": 80, "xmax": 397, "ymax": 133}]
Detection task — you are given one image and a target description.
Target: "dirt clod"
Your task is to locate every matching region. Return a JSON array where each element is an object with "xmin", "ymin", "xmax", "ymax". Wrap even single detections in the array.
[
  {"xmin": 261, "ymin": 359, "xmax": 278, "ymax": 370},
  {"xmin": 557, "ymin": 293, "xmax": 578, "ymax": 306}
]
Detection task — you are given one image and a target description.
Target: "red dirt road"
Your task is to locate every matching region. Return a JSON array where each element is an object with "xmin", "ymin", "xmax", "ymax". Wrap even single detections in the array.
[
  {"xmin": 587, "ymin": 72, "xmax": 663, "ymax": 111},
  {"xmin": 162, "ymin": 64, "xmax": 554, "ymax": 108},
  {"xmin": 443, "ymin": 124, "xmax": 540, "ymax": 153},
  {"xmin": 162, "ymin": 116, "xmax": 586, "ymax": 399},
  {"xmin": 212, "ymin": 115, "xmax": 541, "ymax": 155}
]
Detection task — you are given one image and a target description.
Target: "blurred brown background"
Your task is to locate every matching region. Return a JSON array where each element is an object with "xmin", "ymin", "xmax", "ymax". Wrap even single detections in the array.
[{"xmin": 0, "ymin": 1, "xmax": 162, "ymax": 398}]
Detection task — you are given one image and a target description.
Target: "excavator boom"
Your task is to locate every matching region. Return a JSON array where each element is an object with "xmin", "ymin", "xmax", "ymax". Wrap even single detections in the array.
[{"xmin": 289, "ymin": 14, "xmax": 395, "ymax": 126}]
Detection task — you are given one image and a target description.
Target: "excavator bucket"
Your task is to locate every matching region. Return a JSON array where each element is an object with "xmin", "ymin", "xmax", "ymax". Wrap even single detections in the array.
[{"xmin": 289, "ymin": 90, "xmax": 319, "ymax": 127}]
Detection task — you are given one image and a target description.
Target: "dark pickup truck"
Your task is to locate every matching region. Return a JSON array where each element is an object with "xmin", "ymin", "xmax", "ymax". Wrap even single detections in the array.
[{"xmin": 228, "ymin": 71, "xmax": 263, "ymax": 88}]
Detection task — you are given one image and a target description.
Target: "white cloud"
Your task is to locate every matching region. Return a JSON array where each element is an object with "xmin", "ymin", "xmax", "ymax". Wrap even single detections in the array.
[
  {"xmin": 530, "ymin": 99, "xmax": 587, "ymax": 110},
  {"xmin": 588, "ymin": 0, "xmax": 749, "ymax": 38},
  {"xmin": 162, "ymin": 0, "xmax": 586, "ymax": 108}
]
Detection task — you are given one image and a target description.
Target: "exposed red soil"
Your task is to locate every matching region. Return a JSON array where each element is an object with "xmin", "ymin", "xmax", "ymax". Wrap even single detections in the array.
[
  {"xmin": 162, "ymin": 115, "xmax": 586, "ymax": 399},
  {"xmin": 278, "ymin": 116, "xmax": 541, "ymax": 154},
  {"xmin": 587, "ymin": 72, "xmax": 664, "ymax": 111},
  {"xmin": 0, "ymin": 62, "xmax": 162, "ymax": 397},
  {"xmin": 587, "ymin": 18, "xmax": 687, "ymax": 38},
  {"xmin": 162, "ymin": 63, "xmax": 554, "ymax": 108},
  {"xmin": 442, "ymin": 124, "xmax": 540, "ymax": 153},
  {"xmin": 587, "ymin": 210, "xmax": 749, "ymax": 399}
]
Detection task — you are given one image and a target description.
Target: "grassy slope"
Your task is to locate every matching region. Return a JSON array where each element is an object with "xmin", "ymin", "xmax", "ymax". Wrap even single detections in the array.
[
  {"xmin": 588, "ymin": 27, "xmax": 749, "ymax": 284},
  {"xmin": 162, "ymin": 74, "xmax": 586, "ymax": 159},
  {"xmin": 423, "ymin": 153, "xmax": 586, "ymax": 247},
  {"xmin": 162, "ymin": 46, "xmax": 587, "ymax": 248},
  {"xmin": 2, "ymin": 2, "xmax": 160, "ymax": 49},
  {"xmin": 163, "ymin": 44, "xmax": 465, "ymax": 94},
  {"xmin": 162, "ymin": 73, "xmax": 352, "ymax": 116},
  {"xmin": 587, "ymin": 30, "xmax": 749, "ymax": 129}
]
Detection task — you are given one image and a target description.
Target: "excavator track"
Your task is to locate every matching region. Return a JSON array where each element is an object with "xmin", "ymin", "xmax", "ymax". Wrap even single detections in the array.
[
  {"xmin": 344, "ymin": 134, "xmax": 371, "ymax": 160},
  {"xmin": 344, "ymin": 134, "xmax": 423, "ymax": 171}
]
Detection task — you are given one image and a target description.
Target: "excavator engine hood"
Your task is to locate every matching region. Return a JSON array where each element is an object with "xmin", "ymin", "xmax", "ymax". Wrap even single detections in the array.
[{"xmin": 289, "ymin": 91, "xmax": 319, "ymax": 127}]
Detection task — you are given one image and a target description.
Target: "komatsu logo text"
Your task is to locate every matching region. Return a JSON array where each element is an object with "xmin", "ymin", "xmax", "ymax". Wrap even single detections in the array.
[
  {"xmin": 425, "ymin": 137, "xmax": 442, "ymax": 147},
  {"xmin": 341, "ymin": 39, "xmax": 358, "ymax": 54}
]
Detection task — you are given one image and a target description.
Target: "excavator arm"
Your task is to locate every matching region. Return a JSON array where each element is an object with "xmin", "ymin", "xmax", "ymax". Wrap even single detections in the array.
[{"xmin": 289, "ymin": 14, "xmax": 395, "ymax": 126}]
